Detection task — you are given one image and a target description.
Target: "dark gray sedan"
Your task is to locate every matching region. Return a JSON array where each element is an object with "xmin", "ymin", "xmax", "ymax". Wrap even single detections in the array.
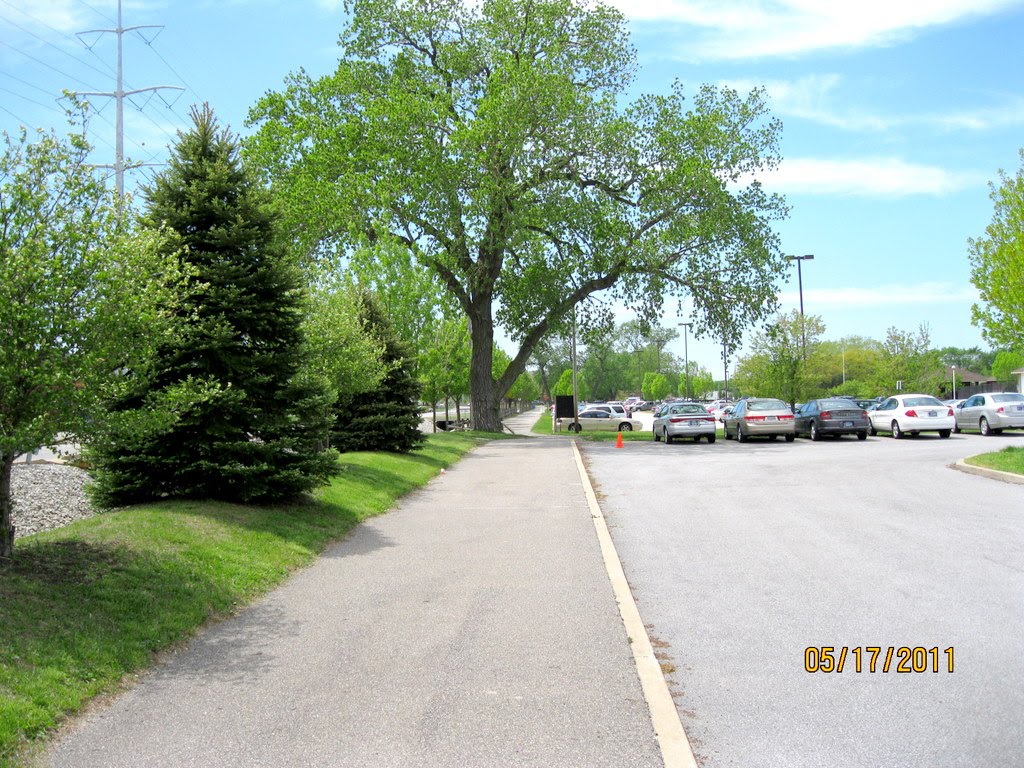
[{"xmin": 794, "ymin": 398, "xmax": 870, "ymax": 440}]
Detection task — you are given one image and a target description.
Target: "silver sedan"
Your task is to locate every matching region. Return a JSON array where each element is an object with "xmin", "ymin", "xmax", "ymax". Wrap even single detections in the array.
[
  {"xmin": 953, "ymin": 392, "xmax": 1024, "ymax": 435},
  {"xmin": 652, "ymin": 402, "xmax": 717, "ymax": 444}
]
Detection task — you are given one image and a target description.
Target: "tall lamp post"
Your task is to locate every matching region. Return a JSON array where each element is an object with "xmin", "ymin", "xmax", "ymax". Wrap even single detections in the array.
[
  {"xmin": 787, "ymin": 254, "xmax": 814, "ymax": 359},
  {"xmin": 678, "ymin": 322, "xmax": 692, "ymax": 399}
]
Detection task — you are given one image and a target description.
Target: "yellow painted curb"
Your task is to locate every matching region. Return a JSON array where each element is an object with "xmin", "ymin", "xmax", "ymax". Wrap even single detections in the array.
[{"xmin": 571, "ymin": 441, "xmax": 698, "ymax": 768}]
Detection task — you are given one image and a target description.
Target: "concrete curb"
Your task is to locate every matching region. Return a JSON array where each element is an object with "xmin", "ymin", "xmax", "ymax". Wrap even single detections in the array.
[
  {"xmin": 571, "ymin": 441, "xmax": 698, "ymax": 768},
  {"xmin": 952, "ymin": 458, "xmax": 1024, "ymax": 485}
]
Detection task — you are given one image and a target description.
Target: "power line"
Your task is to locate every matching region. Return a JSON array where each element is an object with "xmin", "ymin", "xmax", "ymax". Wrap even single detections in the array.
[
  {"xmin": 0, "ymin": 2, "xmax": 114, "ymax": 81},
  {"xmin": 0, "ymin": 39, "xmax": 103, "ymax": 91}
]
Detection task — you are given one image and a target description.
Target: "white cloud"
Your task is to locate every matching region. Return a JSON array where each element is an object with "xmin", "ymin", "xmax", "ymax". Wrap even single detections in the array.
[
  {"xmin": 778, "ymin": 283, "xmax": 980, "ymax": 308},
  {"xmin": 612, "ymin": 0, "xmax": 1024, "ymax": 60},
  {"xmin": 723, "ymin": 76, "xmax": 1024, "ymax": 133},
  {"xmin": 753, "ymin": 157, "xmax": 981, "ymax": 197}
]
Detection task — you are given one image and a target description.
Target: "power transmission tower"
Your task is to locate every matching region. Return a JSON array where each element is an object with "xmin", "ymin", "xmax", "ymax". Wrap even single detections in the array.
[{"xmin": 73, "ymin": 0, "xmax": 183, "ymax": 197}]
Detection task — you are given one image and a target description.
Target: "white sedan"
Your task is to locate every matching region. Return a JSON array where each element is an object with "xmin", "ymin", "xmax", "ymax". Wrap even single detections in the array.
[
  {"xmin": 559, "ymin": 409, "xmax": 642, "ymax": 433},
  {"xmin": 868, "ymin": 394, "xmax": 955, "ymax": 439}
]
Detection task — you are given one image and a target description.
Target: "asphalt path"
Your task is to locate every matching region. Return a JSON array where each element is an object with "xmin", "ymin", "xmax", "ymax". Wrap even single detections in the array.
[
  {"xmin": 582, "ymin": 429, "xmax": 1024, "ymax": 768},
  {"xmin": 46, "ymin": 430, "xmax": 662, "ymax": 768}
]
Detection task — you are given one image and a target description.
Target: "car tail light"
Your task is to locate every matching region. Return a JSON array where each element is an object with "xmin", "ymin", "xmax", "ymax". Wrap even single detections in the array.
[
  {"xmin": 996, "ymin": 406, "xmax": 1005, "ymax": 414},
  {"xmin": 905, "ymin": 409, "xmax": 918, "ymax": 418},
  {"xmin": 820, "ymin": 411, "xmax": 832, "ymax": 420},
  {"xmin": 778, "ymin": 414, "xmax": 794, "ymax": 420},
  {"xmin": 669, "ymin": 417, "xmax": 684, "ymax": 423},
  {"xmin": 700, "ymin": 416, "xmax": 715, "ymax": 422},
  {"xmin": 744, "ymin": 415, "xmax": 765, "ymax": 421},
  {"xmin": 948, "ymin": 408, "xmax": 955, "ymax": 416}
]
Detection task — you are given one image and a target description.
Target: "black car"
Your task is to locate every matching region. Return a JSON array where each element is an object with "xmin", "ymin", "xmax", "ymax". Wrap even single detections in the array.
[{"xmin": 793, "ymin": 398, "xmax": 870, "ymax": 440}]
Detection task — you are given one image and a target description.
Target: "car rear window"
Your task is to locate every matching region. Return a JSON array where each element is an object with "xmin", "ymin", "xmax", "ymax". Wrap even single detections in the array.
[
  {"xmin": 821, "ymin": 399, "xmax": 858, "ymax": 409},
  {"xmin": 903, "ymin": 396, "xmax": 944, "ymax": 407},
  {"xmin": 671, "ymin": 405, "xmax": 708, "ymax": 415},
  {"xmin": 749, "ymin": 399, "xmax": 788, "ymax": 411},
  {"xmin": 993, "ymin": 394, "xmax": 1024, "ymax": 403}
]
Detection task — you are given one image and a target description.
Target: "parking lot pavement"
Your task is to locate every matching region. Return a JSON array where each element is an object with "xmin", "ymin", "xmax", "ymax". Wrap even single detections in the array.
[{"xmin": 581, "ymin": 431, "xmax": 1024, "ymax": 768}]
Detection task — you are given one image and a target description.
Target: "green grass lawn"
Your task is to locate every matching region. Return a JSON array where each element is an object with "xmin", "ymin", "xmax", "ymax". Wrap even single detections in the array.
[
  {"xmin": 964, "ymin": 446, "xmax": 1024, "ymax": 476},
  {"xmin": 0, "ymin": 432, "xmax": 488, "ymax": 767}
]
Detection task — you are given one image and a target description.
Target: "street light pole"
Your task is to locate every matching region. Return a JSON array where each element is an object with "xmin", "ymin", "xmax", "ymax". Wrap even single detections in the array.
[
  {"xmin": 787, "ymin": 254, "xmax": 815, "ymax": 359},
  {"xmin": 678, "ymin": 322, "xmax": 692, "ymax": 399}
]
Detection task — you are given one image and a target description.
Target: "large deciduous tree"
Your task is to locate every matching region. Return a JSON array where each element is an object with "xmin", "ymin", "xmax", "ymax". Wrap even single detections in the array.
[
  {"xmin": 89, "ymin": 105, "xmax": 338, "ymax": 507},
  {"xmin": 969, "ymin": 149, "xmax": 1024, "ymax": 349},
  {"xmin": 245, "ymin": 0, "xmax": 787, "ymax": 431},
  {"xmin": 0, "ymin": 125, "xmax": 173, "ymax": 559}
]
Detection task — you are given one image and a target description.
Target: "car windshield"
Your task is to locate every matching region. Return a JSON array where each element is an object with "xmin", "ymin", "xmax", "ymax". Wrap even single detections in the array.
[
  {"xmin": 820, "ymin": 399, "xmax": 858, "ymax": 409},
  {"xmin": 749, "ymin": 399, "xmax": 788, "ymax": 411},
  {"xmin": 993, "ymin": 394, "xmax": 1024, "ymax": 403},
  {"xmin": 903, "ymin": 396, "xmax": 944, "ymax": 407}
]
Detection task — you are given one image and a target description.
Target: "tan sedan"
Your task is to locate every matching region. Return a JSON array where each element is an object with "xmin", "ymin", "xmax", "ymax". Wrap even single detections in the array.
[{"xmin": 724, "ymin": 397, "xmax": 796, "ymax": 442}]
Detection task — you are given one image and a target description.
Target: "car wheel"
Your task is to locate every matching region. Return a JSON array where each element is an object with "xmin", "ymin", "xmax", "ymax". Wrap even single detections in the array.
[
  {"xmin": 810, "ymin": 421, "xmax": 820, "ymax": 441},
  {"xmin": 857, "ymin": 431, "xmax": 867, "ymax": 441},
  {"xmin": 953, "ymin": 422, "xmax": 961, "ymax": 433},
  {"xmin": 736, "ymin": 425, "xmax": 748, "ymax": 443},
  {"xmin": 892, "ymin": 420, "xmax": 904, "ymax": 439},
  {"xmin": 664, "ymin": 428, "xmax": 673, "ymax": 444},
  {"xmin": 724, "ymin": 425, "xmax": 732, "ymax": 440},
  {"xmin": 980, "ymin": 417, "xmax": 992, "ymax": 436},
  {"xmin": 568, "ymin": 422, "xmax": 581, "ymax": 434},
  {"xmin": 619, "ymin": 423, "xmax": 633, "ymax": 432},
  {"xmin": 939, "ymin": 429, "xmax": 951, "ymax": 439},
  {"xmin": 869, "ymin": 423, "xmax": 877, "ymax": 436},
  {"xmin": 785, "ymin": 433, "xmax": 795, "ymax": 442},
  {"xmin": 707, "ymin": 433, "xmax": 716, "ymax": 444},
  {"xmin": 653, "ymin": 429, "xmax": 661, "ymax": 442}
]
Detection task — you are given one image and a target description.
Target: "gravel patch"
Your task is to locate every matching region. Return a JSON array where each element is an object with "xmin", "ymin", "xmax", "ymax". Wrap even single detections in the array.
[{"xmin": 9, "ymin": 463, "xmax": 97, "ymax": 539}]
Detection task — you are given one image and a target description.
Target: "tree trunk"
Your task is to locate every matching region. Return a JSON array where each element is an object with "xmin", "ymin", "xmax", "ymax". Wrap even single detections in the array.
[
  {"xmin": 1, "ymin": 454, "xmax": 15, "ymax": 561},
  {"xmin": 468, "ymin": 305, "xmax": 503, "ymax": 432}
]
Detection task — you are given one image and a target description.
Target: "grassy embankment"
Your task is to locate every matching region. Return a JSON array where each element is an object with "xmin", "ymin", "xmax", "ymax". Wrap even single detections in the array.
[
  {"xmin": 964, "ymin": 446, "xmax": 1024, "ymax": 476},
  {"xmin": 0, "ymin": 432, "xmax": 496, "ymax": 767}
]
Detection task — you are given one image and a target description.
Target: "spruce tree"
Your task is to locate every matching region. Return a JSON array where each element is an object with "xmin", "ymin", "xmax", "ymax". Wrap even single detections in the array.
[
  {"xmin": 89, "ymin": 105, "xmax": 337, "ymax": 505},
  {"xmin": 332, "ymin": 292, "xmax": 426, "ymax": 453}
]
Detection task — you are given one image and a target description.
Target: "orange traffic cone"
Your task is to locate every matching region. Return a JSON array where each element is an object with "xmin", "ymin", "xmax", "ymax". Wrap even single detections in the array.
[{"xmin": 616, "ymin": 432, "xmax": 624, "ymax": 448}]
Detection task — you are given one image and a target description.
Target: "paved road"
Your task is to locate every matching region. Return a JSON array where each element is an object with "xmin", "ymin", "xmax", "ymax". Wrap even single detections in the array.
[
  {"xmin": 47, "ymin": 431, "xmax": 662, "ymax": 768},
  {"xmin": 583, "ymin": 430, "xmax": 1024, "ymax": 768}
]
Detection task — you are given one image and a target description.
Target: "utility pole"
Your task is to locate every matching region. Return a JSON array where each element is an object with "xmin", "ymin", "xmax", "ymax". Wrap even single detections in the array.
[
  {"xmin": 678, "ymin": 322, "xmax": 692, "ymax": 399},
  {"xmin": 787, "ymin": 254, "xmax": 815, "ymax": 360},
  {"xmin": 74, "ymin": 0, "xmax": 182, "ymax": 198}
]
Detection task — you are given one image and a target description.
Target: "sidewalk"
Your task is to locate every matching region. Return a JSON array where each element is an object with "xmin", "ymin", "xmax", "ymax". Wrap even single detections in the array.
[{"xmin": 46, "ymin": 431, "xmax": 664, "ymax": 767}]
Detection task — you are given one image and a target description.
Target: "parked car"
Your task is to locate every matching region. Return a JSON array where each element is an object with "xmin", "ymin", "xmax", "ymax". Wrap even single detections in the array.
[
  {"xmin": 580, "ymin": 402, "xmax": 628, "ymax": 420},
  {"xmin": 562, "ymin": 409, "xmax": 642, "ymax": 433},
  {"xmin": 709, "ymin": 401, "xmax": 735, "ymax": 422},
  {"xmin": 793, "ymin": 398, "xmax": 869, "ymax": 441},
  {"xmin": 652, "ymin": 402, "xmax": 717, "ymax": 444},
  {"xmin": 723, "ymin": 397, "xmax": 796, "ymax": 442},
  {"xmin": 953, "ymin": 392, "xmax": 1024, "ymax": 435},
  {"xmin": 868, "ymin": 394, "xmax": 954, "ymax": 439}
]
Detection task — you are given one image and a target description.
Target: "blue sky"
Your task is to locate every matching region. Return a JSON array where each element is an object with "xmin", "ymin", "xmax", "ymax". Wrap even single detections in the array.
[{"xmin": 3, "ymin": 0, "xmax": 1023, "ymax": 377}]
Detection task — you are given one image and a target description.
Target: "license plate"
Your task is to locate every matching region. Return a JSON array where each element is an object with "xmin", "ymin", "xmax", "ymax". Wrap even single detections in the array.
[
  {"xmin": 843, "ymin": 421, "xmax": 853, "ymax": 427},
  {"xmin": 1014, "ymin": 405, "xmax": 1024, "ymax": 412},
  {"xmin": 928, "ymin": 410, "xmax": 937, "ymax": 417},
  {"xmin": 688, "ymin": 420, "xmax": 701, "ymax": 427},
  {"xmin": 765, "ymin": 415, "xmax": 777, "ymax": 421}
]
